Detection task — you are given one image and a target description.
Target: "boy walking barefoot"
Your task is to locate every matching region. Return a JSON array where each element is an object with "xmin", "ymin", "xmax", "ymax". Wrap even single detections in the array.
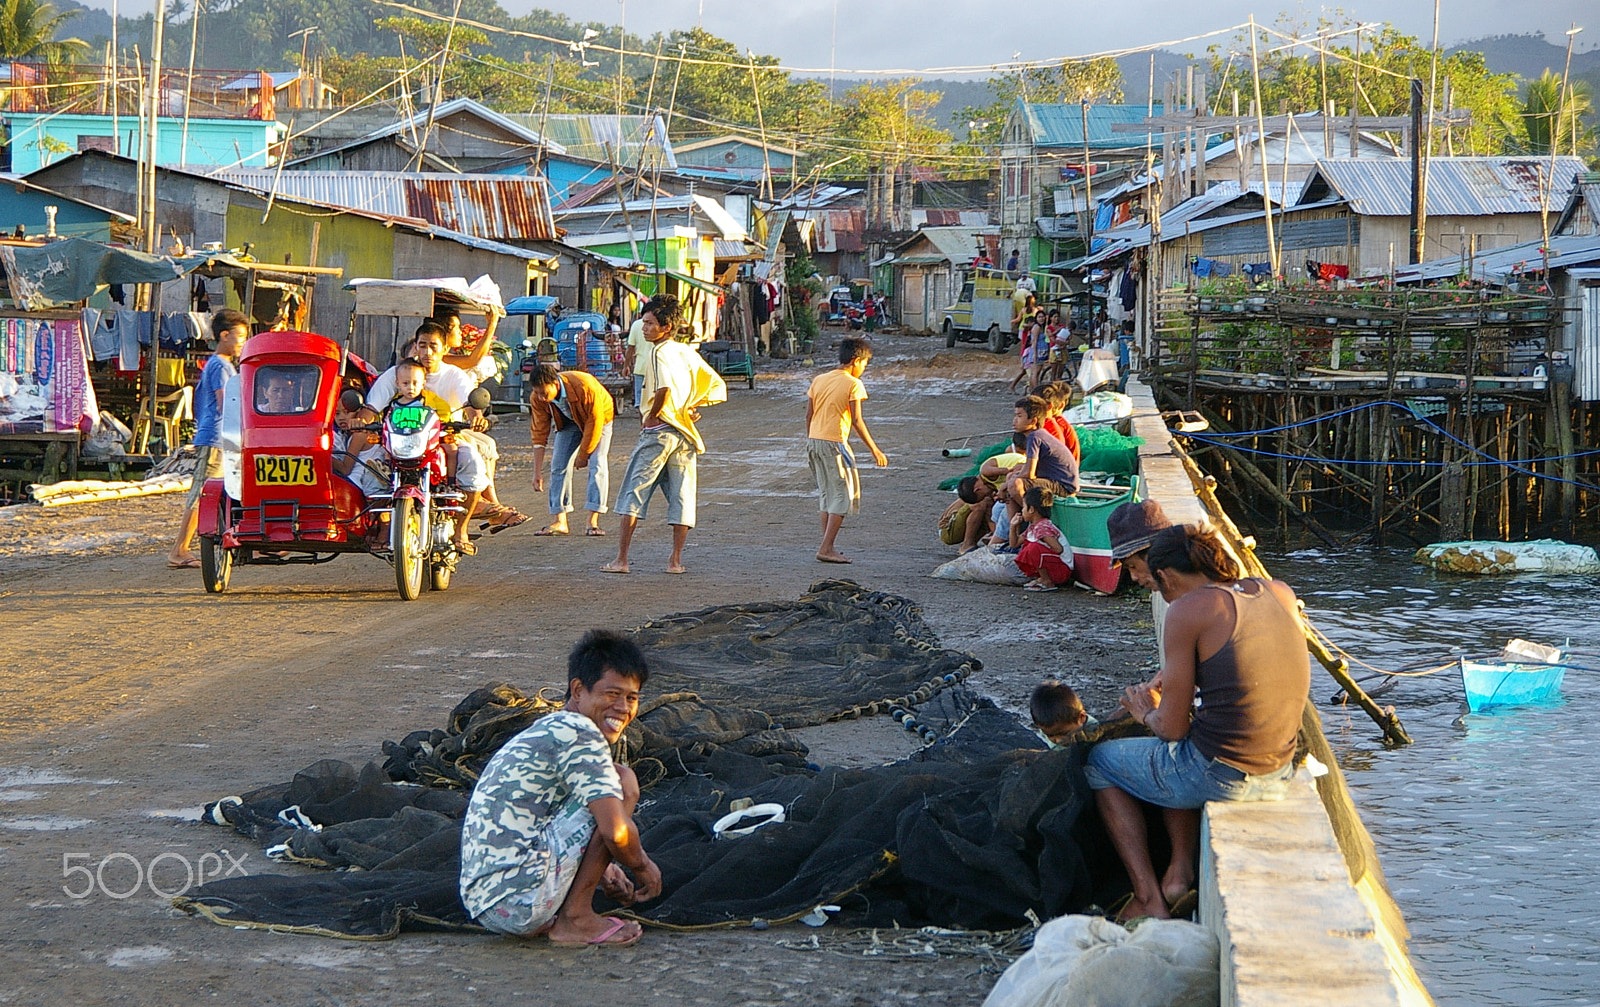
[
  {"xmin": 603, "ymin": 294, "xmax": 726, "ymax": 575},
  {"xmin": 806, "ymin": 337, "xmax": 888, "ymax": 564}
]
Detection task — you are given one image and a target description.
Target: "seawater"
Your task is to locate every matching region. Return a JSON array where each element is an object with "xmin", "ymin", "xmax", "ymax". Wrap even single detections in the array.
[{"xmin": 1273, "ymin": 548, "xmax": 1600, "ymax": 1007}]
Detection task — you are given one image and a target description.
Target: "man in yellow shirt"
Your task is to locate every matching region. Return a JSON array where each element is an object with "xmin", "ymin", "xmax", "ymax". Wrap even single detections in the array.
[{"xmin": 805, "ymin": 337, "xmax": 888, "ymax": 564}]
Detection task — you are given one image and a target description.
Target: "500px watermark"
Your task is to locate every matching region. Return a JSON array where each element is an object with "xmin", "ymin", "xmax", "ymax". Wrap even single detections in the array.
[{"xmin": 61, "ymin": 850, "xmax": 248, "ymax": 899}]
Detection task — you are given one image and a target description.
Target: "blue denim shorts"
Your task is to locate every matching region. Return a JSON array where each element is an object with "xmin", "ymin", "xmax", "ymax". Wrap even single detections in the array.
[
  {"xmin": 614, "ymin": 426, "xmax": 696, "ymax": 527},
  {"xmin": 1085, "ymin": 737, "xmax": 1293, "ymax": 809}
]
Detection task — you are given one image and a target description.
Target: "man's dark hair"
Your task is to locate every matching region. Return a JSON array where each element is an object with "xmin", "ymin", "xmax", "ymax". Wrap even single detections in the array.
[
  {"xmin": 956, "ymin": 476, "xmax": 984, "ymax": 504},
  {"xmin": 529, "ymin": 363, "xmax": 562, "ymax": 391},
  {"xmin": 567, "ymin": 629, "xmax": 650, "ymax": 698},
  {"xmin": 1014, "ymin": 395, "xmax": 1049, "ymax": 422},
  {"xmin": 211, "ymin": 308, "xmax": 249, "ymax": 336},
  {"xmin": 431, "ymin": 306, "xmax": 460, "ymax": 323},
  {"xmin": 1030, "ymin": 680, "xmax": 1085, "ymax": 728},
  {"xmin": 414, "ymin": 321, "xmax": 447, "ymax": 343},
  {"xmin": 641, "ymin": 293, "xmax": 680, "ymax": 327},
  {"xmin": 838, "ymin": 337, "xmax": 872, "ymax": 366}
]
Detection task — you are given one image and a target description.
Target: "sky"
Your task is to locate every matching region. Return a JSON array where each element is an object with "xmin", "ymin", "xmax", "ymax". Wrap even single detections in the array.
[
  {"xmin": 80, "ymin": 1, "xmax": 1595, "ymax": 73},
  {"xmin": 508, "ymin": 0, "xmax": 1595, "ymax": 74}
]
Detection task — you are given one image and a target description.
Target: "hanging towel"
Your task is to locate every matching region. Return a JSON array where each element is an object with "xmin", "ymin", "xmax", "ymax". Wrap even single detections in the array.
[
  {"xmin": 1318, "ymin": 262, "xmax": 1350, "ymax": 282},
  {"xmin": 159, "ymin": 313, "xmax": 190, "ymax": 350},
  {"xmin": 187, "ymin": 311, "xmax": 214, "ymax": 344},
  {"xmin": 83, "ymin": 308, "xmax": 117, "ymax": 361},
  {"xmin": 115, "ymin": 310, "xmax": 142, "ymax": 371},
  {"xmin": 1118, "ymin": 268, "xmax": 1138, "ymax": 311}
]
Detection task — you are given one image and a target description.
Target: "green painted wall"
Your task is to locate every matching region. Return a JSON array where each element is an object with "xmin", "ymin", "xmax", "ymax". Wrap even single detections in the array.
[{"xmin": 225, "ymin": 200, "xmax": 395, "ymax": 337}]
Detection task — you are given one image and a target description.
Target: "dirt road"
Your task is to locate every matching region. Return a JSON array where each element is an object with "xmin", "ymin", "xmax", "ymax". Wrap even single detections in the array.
[{"xmin": 0, "ymin": 331, "xmax": 1152, "ymax": 1005}]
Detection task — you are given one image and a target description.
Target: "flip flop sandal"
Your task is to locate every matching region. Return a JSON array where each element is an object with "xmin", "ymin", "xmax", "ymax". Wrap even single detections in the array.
[
  {"xmin": 549, "ymin": 916, "xmax": 641, "ymax": 948},
  {"xmin": 1166, "ymin": 889, "xmax": 1199, "ymax": 919},
  {"xmin": 488, "ymin": 511, "xmax": 530, "ymax": 534},
  {"xmin": 585, "ymin": 527, "xmax": 607, "ymax": 537},
  {"xmin": 1024, "ymin": 583, "xmax": 1059, "ymax": 592},
  {"xmin": 533, "ymin": 525, "xmax": 569, "ymax": 536},
  {"xmin": 456, "ymin": 540, "xmax": 478, "ymax": 556},
  {"xmin": 475, "ymin": 505, "xmax": 514, "ymax": 531},
  {"xmin": 167, "ymin": 558, "xmax": 201, "ymax": 569}
]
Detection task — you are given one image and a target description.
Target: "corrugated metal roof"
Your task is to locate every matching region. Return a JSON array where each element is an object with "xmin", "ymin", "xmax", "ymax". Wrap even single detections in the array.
[
  {"xmin": 1022, "ymin": 102, "xmax": 1166, "ymax": 150},
  {"xmin": 1305, "ymin": 157, "xmax": 1590, "ymax": 217},
  {"xmin": 892, "ymin": 226, "xmax": 988, "ymax": 266},
  {"xmin": 1393, "ymin": 232, "xmax": 1600, "ymax": 283},
  {"xmin": 217, "ymin": 170, "xmax": 555, "ymax": 241},
  {"xmin": 512, "ymin": 114, "xmax": 675, "ymax": 169}
]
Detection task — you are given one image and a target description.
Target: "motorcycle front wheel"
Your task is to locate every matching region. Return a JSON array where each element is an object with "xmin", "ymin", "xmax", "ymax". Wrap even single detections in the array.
[{"xmin": 392, "ymin": 496, "xmax": 425, "ymax": 600}]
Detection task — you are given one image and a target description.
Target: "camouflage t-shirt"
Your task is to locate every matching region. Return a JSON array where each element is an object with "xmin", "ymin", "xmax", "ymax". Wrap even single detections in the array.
[{"xmin": 458, "ymin": 710, "xmax": 623, "ymax": 920}]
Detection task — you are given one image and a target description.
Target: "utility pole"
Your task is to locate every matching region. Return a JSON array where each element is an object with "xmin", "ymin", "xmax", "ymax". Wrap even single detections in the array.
[
  {"xmin": 1409, "ymin": 78, "xmax": 1424, "ymax": 264},
  {"xmin": 180, "ymin": 0, "xmax": 208, "ymax": 167},
  {"xmin": 110, "ymin": 0, "xmax": 119, "ymax": 152},
  {"xmin": 144, "ymin": 0, "xmax": 168, "ymax": 254},
  {"xmin": 1558, "ymin": 25, "xmax": 1584, "ymax": 157},
  {"xmin": 1247, "ymin": 15, "xmax": 1278, "ymax": 281},
  {"xmin": 1081, "ymin": 98, "xmax": 1093, "ymax": 248}
]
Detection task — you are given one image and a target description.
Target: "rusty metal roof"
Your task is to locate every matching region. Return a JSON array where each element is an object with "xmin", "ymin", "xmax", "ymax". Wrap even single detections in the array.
[
  {"xmin": 1303, "ymin": 156, "xmax": 1590, "ymax": 217},
  {"xmin": 217, "ymin": 170, "xmax": 556, "ymax": 241}
]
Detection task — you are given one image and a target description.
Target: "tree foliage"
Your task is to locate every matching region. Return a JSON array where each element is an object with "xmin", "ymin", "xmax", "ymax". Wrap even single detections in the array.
[
  {"xmin": 956, "ymin": 58, "xmax": 1124, "ymax": 146},
  {"xmin": 1506, "ymin": 70, "xmax": 1595, "ymax": 156},
  {"xmin": 0, "ymin": 0, "xmax": 87, "ymax": 61},
  {"xmin": 1203, "ymin": 19, "xmax": 1522, "ymax": 156}
]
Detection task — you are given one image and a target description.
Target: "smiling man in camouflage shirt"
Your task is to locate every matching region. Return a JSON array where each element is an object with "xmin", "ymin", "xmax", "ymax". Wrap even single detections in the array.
[{"xmin": 459, "ymin": 630, "xmax": 662, "ymax": 947}]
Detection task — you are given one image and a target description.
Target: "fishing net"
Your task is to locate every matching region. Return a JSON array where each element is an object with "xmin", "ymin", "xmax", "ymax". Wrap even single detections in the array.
[
  {"xmin": 1076, "ymin": 428, "xmax": 1143, "ymax": 476},
  {"xmin": 175, "ymin": 581, "xmax": 1117, "ymax": 940}
]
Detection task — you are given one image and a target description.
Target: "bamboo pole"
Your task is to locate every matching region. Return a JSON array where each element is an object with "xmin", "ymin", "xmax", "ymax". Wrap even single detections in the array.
[{"xmin": 1171, "ymin": 439, "xmax": 1413, "ymax": 747}]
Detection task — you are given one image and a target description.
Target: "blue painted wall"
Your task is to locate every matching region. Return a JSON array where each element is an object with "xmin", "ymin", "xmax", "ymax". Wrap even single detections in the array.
[
  {"xmin": 3, "ymin": 113, "xmax": 286, "ymax": 174},
  {"xmin": 0, "ymin": 185, "xmax": 118, "ymax": 240}
]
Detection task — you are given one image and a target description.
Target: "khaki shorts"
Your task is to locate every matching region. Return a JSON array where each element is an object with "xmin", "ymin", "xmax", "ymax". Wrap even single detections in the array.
[
  {"xmin": 940, "ymin": 503, "xmax": 972, "ymax": 545},
  {"xmin": 807, "ymin": 438, "xmax": 860, "ymax": 516},
  {"xmin": 184, "ymin": 445, "xmax": 224, "ymax": 512}
]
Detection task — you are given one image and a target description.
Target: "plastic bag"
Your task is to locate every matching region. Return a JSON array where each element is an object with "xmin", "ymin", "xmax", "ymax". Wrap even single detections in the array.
[
  {"xmin": 1414, "ymin": 539, "xmax": 1600, "ymax": 575},
  {"xmin": 982, "ymin": 915, "xmax": 1219, "ymax": 1007},
  {"xmin": 81, "ymin": 412, "xmax": 133, "ymax": 458},
  {"xmin": 931, "ymin": 544, "xmax": 1027, "ymax": 585}
]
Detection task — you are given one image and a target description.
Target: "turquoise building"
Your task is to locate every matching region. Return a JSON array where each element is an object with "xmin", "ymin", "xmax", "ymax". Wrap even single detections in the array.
[{"xmin": 2, "ymin": 112, "xmax": 286, "ymax": 174}]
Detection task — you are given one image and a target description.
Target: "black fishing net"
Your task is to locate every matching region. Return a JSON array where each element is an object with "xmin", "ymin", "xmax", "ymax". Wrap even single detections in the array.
[{"xmin": 176, "ymin": 581, "xmax": 1118, "ymax": 939}]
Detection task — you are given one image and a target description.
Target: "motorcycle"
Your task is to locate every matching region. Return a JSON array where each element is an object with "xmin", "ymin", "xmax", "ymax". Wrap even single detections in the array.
[{"xmin": 338, "ymin": 385, "xmax": 492, "ymax": 600}]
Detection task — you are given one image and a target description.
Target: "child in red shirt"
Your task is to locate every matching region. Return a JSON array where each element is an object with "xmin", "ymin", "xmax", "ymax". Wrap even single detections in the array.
[{"xmin": 1011, "ymin": 486, "xmax": 1072, "ymax": 592}]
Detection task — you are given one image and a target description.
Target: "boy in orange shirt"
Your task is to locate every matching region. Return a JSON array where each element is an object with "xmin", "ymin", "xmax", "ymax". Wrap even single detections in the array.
[{"xmin": 805, "ymin": 337, "xmax": 888, "ymax": 563}]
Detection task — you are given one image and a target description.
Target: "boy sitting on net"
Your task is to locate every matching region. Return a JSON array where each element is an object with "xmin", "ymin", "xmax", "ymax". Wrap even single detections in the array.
[{"xmin": 1031, "ymin": 680, "xmax": 1096, "ymax": 748}]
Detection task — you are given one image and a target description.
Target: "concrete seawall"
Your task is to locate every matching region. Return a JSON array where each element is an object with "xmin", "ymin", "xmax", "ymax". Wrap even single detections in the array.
[{"xmin": 1126, "ymin": 381, "xmax": 1433, "ymax": 1007}]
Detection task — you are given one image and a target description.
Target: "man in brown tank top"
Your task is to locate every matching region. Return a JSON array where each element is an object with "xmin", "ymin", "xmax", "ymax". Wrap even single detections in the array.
[{"xmin": 1085, "ymin": 523, "xmax": 1309, "ymax": 921}]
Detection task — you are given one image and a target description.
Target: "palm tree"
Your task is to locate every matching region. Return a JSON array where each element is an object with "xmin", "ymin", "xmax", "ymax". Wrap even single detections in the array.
[
  {"xmin": 1516, "ymin": 69, "xmax": 1595, "ymax": 156},
  {"xmin": 0, "ymin": 0, "xmax": 89, "ymax": 62}
]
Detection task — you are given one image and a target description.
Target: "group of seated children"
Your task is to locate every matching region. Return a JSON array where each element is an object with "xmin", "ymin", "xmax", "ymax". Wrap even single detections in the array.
[{"xmin": 937, "ymin": 381, "xmax": 1084, "ymax": 591}]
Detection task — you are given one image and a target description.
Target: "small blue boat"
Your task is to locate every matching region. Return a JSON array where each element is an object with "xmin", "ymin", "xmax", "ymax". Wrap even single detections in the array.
[{"xmin": 1460, "ymin": 657, "xmax": 1567, "ymax": 712}]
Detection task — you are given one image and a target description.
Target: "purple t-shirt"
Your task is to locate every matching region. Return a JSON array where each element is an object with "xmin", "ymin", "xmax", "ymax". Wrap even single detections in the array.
[{"xmin": 1024, "ymin": 429, "xmax": 1079, "ymax": 494}]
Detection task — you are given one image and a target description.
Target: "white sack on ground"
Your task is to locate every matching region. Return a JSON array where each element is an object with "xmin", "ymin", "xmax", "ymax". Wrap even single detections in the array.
[
  {"xmin": 982, "ymin": 915, "xmax": 1219, "ymax": 1007},
  {"xmin": 931, "ymin": 544, "xmax": 1027, "ymax": 585}
]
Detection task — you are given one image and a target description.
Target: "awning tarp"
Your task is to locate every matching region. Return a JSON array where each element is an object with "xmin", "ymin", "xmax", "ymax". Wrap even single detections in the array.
[
  {"xmin": 665, "ymin": 270, "xmax": 726, "ymax": 296},
  {"xmin": 1, "ymin": 238, "xmax": 182, "ymax": 309}
]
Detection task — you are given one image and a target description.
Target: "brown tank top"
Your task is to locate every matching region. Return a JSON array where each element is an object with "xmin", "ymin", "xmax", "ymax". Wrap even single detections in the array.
[{"xmin": 1185, "ymin": 579, "xmax": 1309, "ymax": 776}]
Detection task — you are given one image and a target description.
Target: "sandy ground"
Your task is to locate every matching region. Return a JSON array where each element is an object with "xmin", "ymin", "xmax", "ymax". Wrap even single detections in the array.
[{"xmin": 0, "ymin": 329, "xmax": 1152, "ymax": 1006}]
